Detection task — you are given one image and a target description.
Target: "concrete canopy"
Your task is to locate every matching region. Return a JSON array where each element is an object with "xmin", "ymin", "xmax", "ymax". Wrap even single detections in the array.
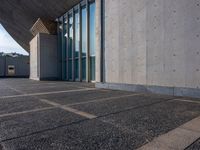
[{"xmin": 0, "ymin": 0, "xmax": 81, "ymax": 52}]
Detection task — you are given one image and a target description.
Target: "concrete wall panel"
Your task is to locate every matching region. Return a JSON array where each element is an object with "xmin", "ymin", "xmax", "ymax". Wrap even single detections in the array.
[
  {"xmin": 105, "ymin": 0, "xmax": 146, "ymax": 85},
  {"xmin": 30, "ymin": 33, "xmax": 59, "ymax": 80},
  {"xmin": 30, "ymin": 35, "xmax": 39, "ymax": 80},
  {"xmin": 104, "ymin": 0, "xmax": 200, "ymax": 89},
  {"xmin": 39, "ymin": 33, "xmax": 59, "ymax": 79}
]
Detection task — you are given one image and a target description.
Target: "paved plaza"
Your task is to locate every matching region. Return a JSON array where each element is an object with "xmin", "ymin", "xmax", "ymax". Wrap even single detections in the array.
[{"xmin": 0, "ymin": 78, "xmax": 200, "ymax": 150}]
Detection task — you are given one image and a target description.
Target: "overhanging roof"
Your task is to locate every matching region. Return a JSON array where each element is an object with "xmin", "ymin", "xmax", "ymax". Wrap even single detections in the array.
[{"xmin": 0, "ymin": 0, "xmax": 81, "ymax": 52}]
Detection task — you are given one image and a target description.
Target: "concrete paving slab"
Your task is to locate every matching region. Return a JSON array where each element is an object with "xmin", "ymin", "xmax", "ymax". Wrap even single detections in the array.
[
  {"xmin": 39, "ymin": 99, "xmax": 97, "ymax": 119},
  {"xmin": 14, "ymin": 84, "xmax": 82, "ymax": 91},
  {"xmin": 37, "ymin": 89, "xmax": 134, "ymax": 105},
  {"xmin": 0, "ymin": 89, "xmax": 21, "ymax": 97},
  {"xmin": 138, "ymin": 128, "xmax": 200, "ymax": 150},
  {"xmin": 1, "ymin": 79, "xmax": 200, "ymax": 150},
  {"xmin": 181, "ymin": 116, "xmax": 200, "ymax": 132},
  {"xmin": 0, "ymin": 108, "xmax": 85, "ymax": 142},
  {"xmin": 1, "ymin": 119, "xmax": 146, "ymax": 150},
  {"xmin": 1, "ymin": 79, "xmax": 94, "ymax": 89},
  {"xmin": 138, "ymin": 115, "xmax": 200, "ymax": 150},
  {"xmin": 0, "ymin": 86, "xmax": 10, "ymax": 90},
  {"xmin": 15, "ymin": 86, "xmax": 84, "ymax": 94},
  {"xmin": 186, "ymin": 138, "xmax": 200, "ymax": 150},
  {"xmin": 0, "ymin": 88, "xmax": 96, "ymax": 99},
  {"xmin": 97, "ymin": 100, "xmax": 200, "ymax": 148},
  {"xmin": 71, "ymin": 94, "xmax": 173, "ymax": 116},
  {"xmin": 137, "ymin": 140, "xmax": 174, "ymax": 150},
  {"xmin": 0, "ymin": 96, "xmax": 51, "ymax": 115}
]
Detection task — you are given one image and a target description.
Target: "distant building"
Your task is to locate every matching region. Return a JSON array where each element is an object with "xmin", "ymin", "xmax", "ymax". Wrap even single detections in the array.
[{"xmin": 0, "ymin": 52, "xmax": 29, "ymax": 77}]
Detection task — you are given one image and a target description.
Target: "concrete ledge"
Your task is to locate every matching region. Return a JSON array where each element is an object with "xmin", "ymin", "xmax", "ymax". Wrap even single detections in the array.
[
  {"xmin": 174, "ymin": 87, "xmax": 200, "ymax": 98},
  {"xmin": 138, "ymin": 116, "xmax": 200, "ymax": 150},
  {"xmin": 96, "ymin": 82, "xmax": 200, "ymax": 98},
  {"xmin": 30, "ymin": 77, "xmax": 40, "ymax": 81}
]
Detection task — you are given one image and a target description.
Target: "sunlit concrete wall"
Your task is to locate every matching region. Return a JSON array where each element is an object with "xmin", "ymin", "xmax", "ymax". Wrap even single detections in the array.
[
  {"xmin": 104, "ymin": 0, "xmax": 146, "ymax": 85},
  {"xmin": 30, "ymin": 35, "xmax": 39, "ymax": 80},
  {"xmin": 98, "ymin": 0, "xmax": 200, "ymax": 97},
  {"xmin": 104, "ymin": 0, "xmax": 200, "ymax": 90}
]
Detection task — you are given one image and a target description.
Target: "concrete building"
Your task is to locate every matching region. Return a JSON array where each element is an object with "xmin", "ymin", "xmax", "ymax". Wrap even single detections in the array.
[
  {"xmin": 0, "ymin": 0, "xmax": 200, "ymax": 98},
  {"xmin": 0, "ymin": 53, "xmax": 29, "ymax": 77}
]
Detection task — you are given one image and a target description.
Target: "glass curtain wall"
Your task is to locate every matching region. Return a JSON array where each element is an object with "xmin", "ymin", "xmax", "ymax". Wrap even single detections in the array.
[
  {"xmin": 59, "ymin": 17, "xmax": 67, "ymax": 80},
  {"xmin": 89, "ymin": 2, "xmax": 96, "ymax": 81},
  {"xmin": 59, "ymin": 0, "xmax": 95, "ymax": 82},
  {"xmin": 81, "ymin": 6, "xmax": 87, "ymax": 81},
  {"xmin": 68, "ymin": 14, "xmax": 73, "ymax": 80},
  {"xmin": 75, "ymin": 10, "xmax": 80, "ymax": 80}
]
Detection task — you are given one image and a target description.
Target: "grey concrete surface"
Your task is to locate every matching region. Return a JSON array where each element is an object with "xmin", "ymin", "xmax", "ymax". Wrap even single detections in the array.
[
  {"xmin": 138, "ymin": 116, "xmax": 200, "ymax": 150},
  {"xmin": 30, "ymin": 33, "xmax": 59, "ymax": 80},
  {"xmin": 0, "ymin": 97, "xmax": 51, "ymax": 115},
  {"xmin": 0, "ymin": 78, "xmax": 200, "ymax": 150},
  {"xmin": 96, "ymin": 82, "xmax": 200, "ymax": 98},
  {"xmin": 0, "ymin": 56, "xmax": 29, "ymax": 77},
  {"xmin": 5, "ymin": 56, "xmax": 29, "ymax": 77},
  {"xmin": 104, "ymin": 0, "xmax": 200, "ymax": 90},
  {"xmin": 186, "ymin": 138, "xmax": 200, "ymax": 150}
]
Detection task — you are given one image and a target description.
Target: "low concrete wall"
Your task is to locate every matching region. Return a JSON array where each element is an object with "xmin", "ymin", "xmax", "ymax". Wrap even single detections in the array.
[
  {"xmin": 5, "ymin": 56, "xmax": 29, "ymax": 77},
  {"xmin": 96, "ymin": 82, "xmax": 200, "ymax": 98},
  {"xmin": 0, "ymin": 56, "xmax": 29, "ymax": 77}
]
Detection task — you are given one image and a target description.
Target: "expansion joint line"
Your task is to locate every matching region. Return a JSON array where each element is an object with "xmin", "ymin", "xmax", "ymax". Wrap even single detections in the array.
[{"xmin": 39, "ymin": 99, "xmax": 97, "ymax": 119}]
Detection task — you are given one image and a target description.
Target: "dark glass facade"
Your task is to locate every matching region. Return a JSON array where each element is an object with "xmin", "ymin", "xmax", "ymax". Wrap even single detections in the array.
[
  {"xmin": 89, "ymin": 2, "xmax": 96, "ymax": 81},
  {"xmin": 58, "ymin": 0, "xmax": 96, "ymax": 82},
  {"xmin": 81, "ymin": 6, "xmax": 87, "ymax": 81}
]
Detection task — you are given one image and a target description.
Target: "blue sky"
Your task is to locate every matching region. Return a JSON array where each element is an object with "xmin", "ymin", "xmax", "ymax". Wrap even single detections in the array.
[{"xmin": 0, "ymin": 24, "xmax": 28, "ymax": 55}]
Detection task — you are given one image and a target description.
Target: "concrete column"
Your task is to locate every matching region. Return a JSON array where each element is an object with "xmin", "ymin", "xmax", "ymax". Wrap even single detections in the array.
[{"xmin": 95, "ymin": 0, "xmax": 103, "ymax": 82}]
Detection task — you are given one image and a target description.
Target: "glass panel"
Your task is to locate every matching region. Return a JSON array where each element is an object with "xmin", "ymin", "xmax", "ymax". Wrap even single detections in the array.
[
  {"xmin": 68, "ymin": 14, "xmax": 73, "ymax": 80},
  {"xmin": 82, "ymin": 57, "xmax": 86, "ymax": 80},
  {"xmin": 75, "ymin": 11, "xmax": 80, "ymax": 80},
  {"xmin": 75, "ymin": 11, "xmax": 80, "ymax": 58},
  {"xmin": 68, "ymin": 60, "xmax": 72, "ymax": 80},
  {"xmin": 90, "ymin": 56, "xmax": 95, "ymax": 81},
  {"xmin": 63, "ymin": 18, "xmax": 67, "ymax": 80},
  {"xmin": 81, "ymin": 6, "xmax": 87, "ymax": 57},
  {"xmin": 59, "ymin": 1, "xmax": 96, "ymax": 82},
  {"xmin": 68, "ymin": 14, "xmax": 73, "ymax": 59},
  {"xmin": 81, "ymin": 6, "xmax": 87, "ymax": 80},
  {"xmin": 75, "ymin": 59, "xmax": 79, "ymax": 79},
  {"xmin": 89, "ymin": 3, "xmax": 96, "ymax": 81}
]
